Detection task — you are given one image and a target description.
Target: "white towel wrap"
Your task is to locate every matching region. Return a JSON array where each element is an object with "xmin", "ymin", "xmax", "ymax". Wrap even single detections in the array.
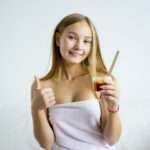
[{"xmin": 49, "ymin": 98, "xmax": 116, "ymax": 150}]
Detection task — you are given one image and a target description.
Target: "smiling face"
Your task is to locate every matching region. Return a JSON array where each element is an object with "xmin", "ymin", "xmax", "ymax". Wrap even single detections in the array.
[{"xmin": 56, "ymin": 21, "xmax": 92, "ymax": 65}]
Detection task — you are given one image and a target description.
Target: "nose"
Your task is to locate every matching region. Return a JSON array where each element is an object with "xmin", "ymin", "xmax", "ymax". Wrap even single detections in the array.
[{"xmin": 74, "ymin": 40, "xmax": 84, "ymax": 50}]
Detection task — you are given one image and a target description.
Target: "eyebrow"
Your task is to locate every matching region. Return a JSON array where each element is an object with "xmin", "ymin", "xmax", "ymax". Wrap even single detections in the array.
[{"xmin": 68, "ymin": 31, "xmax": 92, "ymax": 39}]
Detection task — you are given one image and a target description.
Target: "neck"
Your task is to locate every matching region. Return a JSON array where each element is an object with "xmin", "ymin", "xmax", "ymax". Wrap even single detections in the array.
[{"xmin": 59, "ymin": 62, "xmax": 88, "ymax": 81}]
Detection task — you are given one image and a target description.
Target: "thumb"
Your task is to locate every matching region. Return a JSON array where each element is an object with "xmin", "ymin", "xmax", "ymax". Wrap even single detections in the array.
[
  {"xmin": 34, "ymin": 75, "xmax": 41, "ymax": 90},
  {"xmin": 96, "ymin": 91, "xmax": 101, "ymax": 99}
]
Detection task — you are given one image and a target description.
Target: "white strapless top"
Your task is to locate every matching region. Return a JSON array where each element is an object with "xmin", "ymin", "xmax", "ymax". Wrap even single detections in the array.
[{"xmin": 48, "ymin": 98, "xmax": 115, "ymax": 150}]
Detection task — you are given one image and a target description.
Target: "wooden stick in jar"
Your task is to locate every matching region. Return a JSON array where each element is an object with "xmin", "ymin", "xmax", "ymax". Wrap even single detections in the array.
[{"xmin": 108, "ymin": 50, "xmax": 120, "ymax": 75}]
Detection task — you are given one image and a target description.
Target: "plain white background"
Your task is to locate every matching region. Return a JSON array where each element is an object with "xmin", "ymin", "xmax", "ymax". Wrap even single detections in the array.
[{"xmin": 0, "ymin": 0, "xmax": 150, "ymax": 149}]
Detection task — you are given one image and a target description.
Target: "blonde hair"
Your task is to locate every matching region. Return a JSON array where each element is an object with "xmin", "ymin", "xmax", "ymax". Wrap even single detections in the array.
[{"xmin": 40, "ymin": 13, "xmax": 108, "ymax": 81}]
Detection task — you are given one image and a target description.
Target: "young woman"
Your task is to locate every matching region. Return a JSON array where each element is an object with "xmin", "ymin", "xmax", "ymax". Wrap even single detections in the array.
[{"xmin": 31, "ymin": 13, "xmax": 122, "ymax": 150}]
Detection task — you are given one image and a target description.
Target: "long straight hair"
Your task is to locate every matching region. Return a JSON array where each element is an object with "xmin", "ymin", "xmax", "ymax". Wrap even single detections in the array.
[{"xmin": 40, "ymin": 13, "xmax": 108, "ymax": 81}]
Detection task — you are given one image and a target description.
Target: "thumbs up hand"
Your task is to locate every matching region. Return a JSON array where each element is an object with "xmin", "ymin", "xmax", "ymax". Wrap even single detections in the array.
[{"xmin": 31, "ymin": 75, "xmax": 56, "ymax": 110}]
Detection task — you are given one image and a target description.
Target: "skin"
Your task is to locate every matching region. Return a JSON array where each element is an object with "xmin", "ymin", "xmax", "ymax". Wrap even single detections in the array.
[
  {"xmin": 56, "ymin": 21, "xmax": 92, "ymax": 66},
  {"xmin": 31, "ymin": 21, "xmax": 122, "ymax": 149}
]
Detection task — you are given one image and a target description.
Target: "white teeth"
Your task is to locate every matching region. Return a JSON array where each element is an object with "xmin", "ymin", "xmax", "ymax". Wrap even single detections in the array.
[{"xmin": 69, "ymin": 51, "xmax": 83, "ymax": 56}]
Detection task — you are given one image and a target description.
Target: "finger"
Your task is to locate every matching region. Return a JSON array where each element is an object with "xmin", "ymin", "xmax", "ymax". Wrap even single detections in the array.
[
  {"xmin": 42, "ymin": 88, "xmax": 53, "ymax": 93},
  {"xmin": 45, "ymin": 99, "xmax": 56, "ymax": 108},
  {"xmin": 41, "ymin": 88, "xmax": 54, "ymax": 95},
  {"xmin": 100, "ymin": 84, "xmax": 116, "ymax": 90},
  {"xmin": 48, "ymin": 100, "xmax": 56, "ymax": 106},
  {"xmin": 101, "ymin": 90, "xmax": 118, "ymax": 98},
  {"xmin": 34, "ymin": 75, "xmax": 41, "ymax": 90},
  {"xmin": 103, "ymin": 95, "xmax": 118, "ymax": 104},
  {"xmin": 45, "ymin": 93, "xmax": 55, "ymax": 99},
  {"xmin": 104, "ymin": 97, "xmax": 119, "ymax": 108},
  {"xmin": 45, "ymin": 95, "xmax": 55, "ymax": 101},
  {"xmin": 96, "ymin": 91, "xmax": 100, "ymax": 97}
]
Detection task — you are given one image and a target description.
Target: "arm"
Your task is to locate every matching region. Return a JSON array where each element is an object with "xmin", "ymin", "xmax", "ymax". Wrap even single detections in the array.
[
  {"xmin": 31, "ymin": 80, "xmax": 55, "ymax": 150},
  {"xmin": 102, "ymin": 106, "xmax": 122, "ymax": 145},
  {"xmin": 99, "ymin": 78, "xmax": 122, "ymax": 145}
]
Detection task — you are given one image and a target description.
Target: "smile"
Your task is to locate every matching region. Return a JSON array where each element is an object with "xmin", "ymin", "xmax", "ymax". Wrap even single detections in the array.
[{"xmin": 69, "ymin": 51, "xmax": 84, "ymax": 57}]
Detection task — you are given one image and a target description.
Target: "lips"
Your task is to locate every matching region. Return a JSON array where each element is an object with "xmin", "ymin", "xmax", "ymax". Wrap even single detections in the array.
[{"xmin": 69, "ymin": 51, "xmax": 84, "ymax": 56}]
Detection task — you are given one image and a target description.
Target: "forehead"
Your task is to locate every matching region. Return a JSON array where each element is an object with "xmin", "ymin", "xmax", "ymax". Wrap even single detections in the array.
[{"xmin": 63, "ymin": 21, "xmax": 92, "ymax": 38}]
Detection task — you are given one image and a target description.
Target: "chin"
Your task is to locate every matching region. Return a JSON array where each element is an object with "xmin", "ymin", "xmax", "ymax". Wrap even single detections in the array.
[
  {"xmin": 63, "ymin": 55, "xmax": 87, "ymax": 64},
  {"xmin": 67, "ymin": 59, "xmax": 83, "ymax": 64}
]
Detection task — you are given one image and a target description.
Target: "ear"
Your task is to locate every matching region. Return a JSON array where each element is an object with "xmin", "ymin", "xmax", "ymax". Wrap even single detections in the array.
[{"xmin": 55, "ymin": 32, "xmax": 61, "ymax": 47}]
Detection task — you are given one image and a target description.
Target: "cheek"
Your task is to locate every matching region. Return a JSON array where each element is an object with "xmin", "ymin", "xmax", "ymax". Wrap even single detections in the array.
[
  {"xmin": 81, "ymin": 50, "xmax": 90, "ymax": 60},
  {"xmin": 59, "ymin": 40, "xmax": 74, "ymax": 56},
  {"xmin": 62, "ymin": 38, "xmax": 75, "ymax": 49},
  {"xmin": 84, "ymin": 47, "xmax": 91, "ymax": 56}
]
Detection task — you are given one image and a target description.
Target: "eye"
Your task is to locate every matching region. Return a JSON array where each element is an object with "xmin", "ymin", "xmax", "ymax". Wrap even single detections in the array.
[
  {"xmin": 84, "ymin": 40, "xmax": 92, "ymax": 44},
  {"xmin": 68, "ymin": 35, "xmax": 76, "ymax": 40}
]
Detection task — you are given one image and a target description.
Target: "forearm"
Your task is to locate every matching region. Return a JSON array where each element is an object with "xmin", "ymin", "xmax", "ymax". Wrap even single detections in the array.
[
  {"xmin": 103, "ymin": 112, "xmax": 122, "ymax": 145},
  {"xmin": 32, "ymin": 106, "xmax": 54, "ymax": 149}
]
